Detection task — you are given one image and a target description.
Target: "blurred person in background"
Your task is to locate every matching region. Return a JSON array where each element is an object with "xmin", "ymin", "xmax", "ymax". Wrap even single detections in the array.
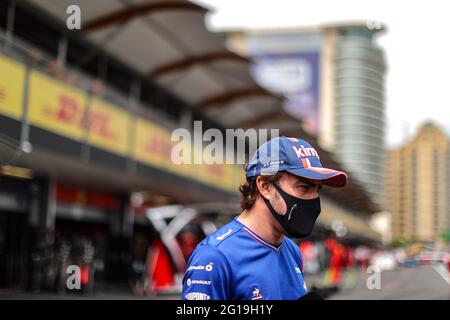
[
  {"xmin": 299, "ymin": 240, "xmax": 320, "ymax": 274},
  {"xmin": 323, "ymin": 237, "xmax": 345, "ymax": 285},
  {"xmin": 177, "ymin": 226, "xmax": 202, "ymax": 262},
  {"xmin": 355, "ymin": 245, "xmax": 371, "ymax": 270},
  {"xmin": 342, "ymin": 245, "xmax": 357, "ymax": 290}
]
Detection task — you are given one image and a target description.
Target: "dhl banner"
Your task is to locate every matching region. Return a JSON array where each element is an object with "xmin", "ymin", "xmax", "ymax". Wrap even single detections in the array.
[
  {"xmin": 1, "ymin": 54, "xmax": 242, "ymax": 193},
  {"xmin": 28, "ymin": 70, "xmax": 87, "ymax": 141},
  {"xmin": 88, "ymin": 98, "xmax": 130, "ymax": 156},
  {"xmin": 134, "ymin": 119, "xmax": 193, "ymax": 179},
  {"xmin": 28, "ymin": 71, "xmax": 130, "ymax": 156},
  {"xmin": 134, "ymin": 118, "xmax": 242, "ymax": 192},
  {"xmin": 0, "ymin": 55, "xmax": 25, "ymax": 120},
  {"xmin": 195, "ymin": 162, "xmax": 243, "ymax": 193},
  {"xmin": 134, "ymin": 118, "xmax": 173, "ymax": 170}
]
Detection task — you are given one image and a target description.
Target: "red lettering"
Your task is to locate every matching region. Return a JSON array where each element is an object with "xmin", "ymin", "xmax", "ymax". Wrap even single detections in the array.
[
  {"xmin": 57, "ymin": 95, "xmax": 80, "ymax": 123},
  {"xmin": 145, "ymin": 134, "xmax": 169, "ymax": 158},
  {"xmin": 41, "ymin": 94, "xmax": 82, "ymax": 125},
  {"xmin": 0, "ymin": 86, "xmax": 5, "ymax": 101},
  {"xmin": 87, "ymin": 111, "xmax": 117, "ymax": 140},
  {"xmin": 145, "ymin": 135, "xmax": 158, "ymax": 154},
  {"xmin": 206, "ymin": 164, "xmax": 223, "ymax": 177}
]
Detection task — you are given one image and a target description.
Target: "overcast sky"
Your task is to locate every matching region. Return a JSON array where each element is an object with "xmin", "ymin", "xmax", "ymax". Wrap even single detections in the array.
[{"xmin": 193, "ymin": 0, "xmax": 450, "ymax": 148}]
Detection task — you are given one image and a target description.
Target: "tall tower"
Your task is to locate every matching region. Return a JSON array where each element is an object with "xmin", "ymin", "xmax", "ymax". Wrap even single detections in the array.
[{"xmin": 319, "ymin": 23, "xmax": 387, "ymax": 205}]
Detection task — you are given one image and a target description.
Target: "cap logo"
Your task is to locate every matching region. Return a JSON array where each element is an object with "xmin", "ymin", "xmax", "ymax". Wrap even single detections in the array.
[{"xmin": 292, "ymin": 145, "xmax": 320, "ymax": 159}]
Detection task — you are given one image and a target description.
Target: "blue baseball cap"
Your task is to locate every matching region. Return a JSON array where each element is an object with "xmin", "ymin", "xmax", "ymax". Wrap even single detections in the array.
[{"xmin": 246, "ymin": 136, "xmax": 348, "ymax": 188}]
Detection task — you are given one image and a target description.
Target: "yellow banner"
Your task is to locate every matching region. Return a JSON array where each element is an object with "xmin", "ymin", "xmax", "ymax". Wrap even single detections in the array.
[
  {"xmin": 134, "ymin": 118, "xmax": 170, "ymax": 169},
  {"xmin": 197, "ymin": 163, "xmax": 243, "ymax": 193},
  {"xmin": 0, "ymin": 55, "xmax": 25, "ymax": 120},
  {"xmin": 87, "ymin": 98, "xmax": 130, "ymax": 156},
  {"xmin": 133, "ymin": 119, "xmax": 187, "ymax": 176},
  {"xmin": 28, "ymin": 70, "xmax": 87, "ymax": 140},
  {"xmin": 3, "ymin": 57, "xmax": 241, "ymax": 193},
  {"xmin": 134, "ymin": 119, "xmax": 242, "ymax": 192}
]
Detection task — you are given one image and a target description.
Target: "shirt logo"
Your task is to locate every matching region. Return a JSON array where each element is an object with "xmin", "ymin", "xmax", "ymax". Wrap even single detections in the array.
[
  {"xmin": 251, "ymin": 287, "xmax": 263, "ymax": 300},
  {"xmin": 185, "ymin": 292, "xmax": 211, "ymax": 300},
  {"xmin": 187, "ymin": 262, "xmax": 214, "ymax": 272},
  {"xmin": 216, "ymin": 229, "xmax": 233, "ymax": 241},
  {"xmin": 186, "ymin": 278, "xmax": 211, "ymax": 286},
  {"xmin": 295, "ymin": 267, "xmax": 302, "ymax": 274}
]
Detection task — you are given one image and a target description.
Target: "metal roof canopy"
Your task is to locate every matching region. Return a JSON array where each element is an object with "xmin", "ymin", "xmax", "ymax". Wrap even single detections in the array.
[{"xmin": 26, "ymin": 0, "xmax": 283, "ymax": 129}]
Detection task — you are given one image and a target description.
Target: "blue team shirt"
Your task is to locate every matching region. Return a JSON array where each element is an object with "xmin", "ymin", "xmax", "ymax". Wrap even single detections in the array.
[{"xmin": 181, "ymin": 218, "xmax": 308, "ymax": 300}]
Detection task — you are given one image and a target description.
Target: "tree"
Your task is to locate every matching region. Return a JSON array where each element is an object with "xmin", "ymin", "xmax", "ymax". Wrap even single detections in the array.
[{"xmin": 439, "ymin": 230, "xmax": 450, "ymax": 243}]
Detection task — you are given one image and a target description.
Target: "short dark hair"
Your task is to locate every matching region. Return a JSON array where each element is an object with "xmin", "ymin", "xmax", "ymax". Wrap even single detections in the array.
[{"xmin": 238, "ymin": 172, "xmax": 284, "ymax": 211}]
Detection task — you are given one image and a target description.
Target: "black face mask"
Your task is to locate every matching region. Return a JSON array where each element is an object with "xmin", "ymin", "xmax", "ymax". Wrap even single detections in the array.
[{"xmin": 263, "ymin": 183, "xmax": 321, "ymax": 239}]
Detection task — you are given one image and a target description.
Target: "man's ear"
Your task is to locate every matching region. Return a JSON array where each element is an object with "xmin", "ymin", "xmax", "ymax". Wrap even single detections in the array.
[{"xmin": 256, "ymin": 176, "xmax": 271, "ymax": 200}]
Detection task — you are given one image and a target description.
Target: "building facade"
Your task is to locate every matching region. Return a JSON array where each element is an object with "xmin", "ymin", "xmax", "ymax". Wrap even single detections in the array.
[
  {"xmin": 386, "ymin": 123, "xmax": 450, "ymax": 243},
  {"xmin": 320, "ymin": 24, "xmax": 386, "ymax": 205}
]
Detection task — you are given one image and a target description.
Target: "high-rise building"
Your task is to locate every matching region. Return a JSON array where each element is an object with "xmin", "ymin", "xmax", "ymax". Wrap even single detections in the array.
[
  {"xmin": 320, "ymin": 24, "xmax": 386, "ymax": 205},
  {"xmin": 386, "ymin": 123, "xmax": 450, "ymax": 243},
  {"xmin": 223, "ymin": 23, "xmax": 387, "ymax": 205}
]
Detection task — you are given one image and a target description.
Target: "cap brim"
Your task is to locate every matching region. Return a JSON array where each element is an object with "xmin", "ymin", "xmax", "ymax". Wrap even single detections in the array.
[{"xmin": 286, "ymin": 167, "xmax": 348, "ymax": 188}]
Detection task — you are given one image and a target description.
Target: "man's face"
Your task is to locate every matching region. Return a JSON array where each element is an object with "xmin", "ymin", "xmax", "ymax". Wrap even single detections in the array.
[{"xmin": 271, "ymin": 173, "xmax": 321, "ymax": 215}]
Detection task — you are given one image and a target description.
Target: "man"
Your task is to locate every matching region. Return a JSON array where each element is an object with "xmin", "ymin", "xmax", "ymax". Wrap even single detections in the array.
[{"xmin": 181, "ymin": 136, "xmax": 347, "ymax": 300}]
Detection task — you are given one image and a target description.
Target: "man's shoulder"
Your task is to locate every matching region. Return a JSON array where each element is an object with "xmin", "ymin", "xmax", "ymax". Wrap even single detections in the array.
[
  {"xmin": 284, "ymin": 237, "xmax": 302, "ymax": 255},
  {"xmin": 284, "ymin": 236, "xmax": 298, "ymax": 247},
  {"xmin": 200, "ymin": 218, "xmax": 244, "ymax": 249},
  {"xmin": 186, "ymin": 219, "xmax": 243, "ymax": 273}
]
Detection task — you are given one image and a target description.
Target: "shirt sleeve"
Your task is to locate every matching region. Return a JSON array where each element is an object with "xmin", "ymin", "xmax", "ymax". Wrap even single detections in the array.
[{"xmin": 181, "ymin": 244, "xmax": 231, "ymax": 300}]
